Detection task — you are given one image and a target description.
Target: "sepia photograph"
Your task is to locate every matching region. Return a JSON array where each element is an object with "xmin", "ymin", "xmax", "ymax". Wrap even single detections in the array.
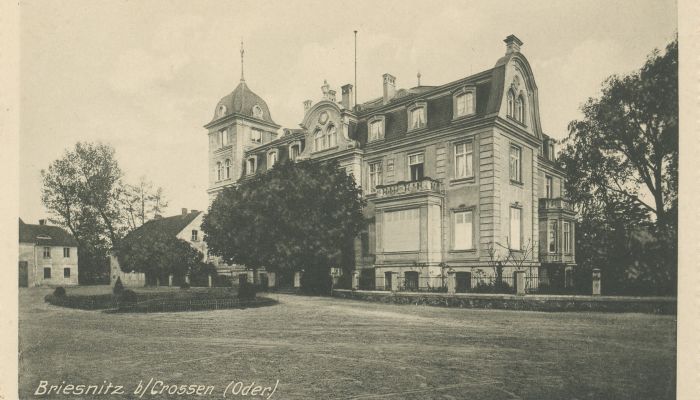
[{"xmin": 3, "ymin": 0, "xmax": 693, "ymax": 398}]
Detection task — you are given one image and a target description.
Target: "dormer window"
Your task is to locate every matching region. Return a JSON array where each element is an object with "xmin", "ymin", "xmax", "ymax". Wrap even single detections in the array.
[
  {"xmin": 267, "ymin": 150, "xmax": 278, "ymax": 169},
  {"xmin": 251, "ymin": 129, "xmax": 262, "ymax": 144},
  {"xmin": 253, "ymin": 105, "xmax": 264, "ymax": 119},
  {"xmin": 217, "ymin": 105, "xmax": 227, "ymax": 117},
  {"xmin": 247, "ymin": 157, "xmax": 257, "ymax": 175},
  {"xmin": 408, "ymin": 102, "xmax": 427, "ymax": 131},
  {"xmin": 515, "ymin": 95, "xmax": 526, "ymax": 124},
  {"xmin": 453, "ymin": 88, "xmax": 476, "ymax": 118},
  {"xmin": 507, "ymin": 90, "xmax": 515, "ymax": 118},
  {"xmin": 368, "ymin": 116, "xmax": 385, "ymax": 142}
]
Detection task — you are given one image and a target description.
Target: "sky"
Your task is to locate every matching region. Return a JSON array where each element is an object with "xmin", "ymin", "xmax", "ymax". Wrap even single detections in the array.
[{"xmin": 18, "ymin": 0, "xmax": 677, "ymax": 223}]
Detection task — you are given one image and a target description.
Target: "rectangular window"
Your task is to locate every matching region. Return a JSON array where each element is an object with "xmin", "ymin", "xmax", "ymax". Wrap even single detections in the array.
[
  {"xmin": 383, "ymin": 208, "xmax": 420, "ymax": 252},
  {"xmin": 453, "ymin": 210, "xmax": 474, "ymax": 250},
  {"xmin": 64, "ymin": 268, "xmax": 71, "ymax": 278},
  {"xmin": 549, "ymin": 142, "xmax": 555, "ymax": 160},
  {"xmin": 251, "ymin": 129, "xmax": 262, "ymax": 143},
  {"xmin": 191, "ymin": 230, "xmax": 198, "ymax": 242},
  {"xmin": 410, "ymin": 107, "xmax": 425, "ymax": 129},
  {"xmin": 43, "ymin": 247, "xmax": 51, "ymax": 258},
  {"xmin": 290, "ymin": 145, "xmax": 300, "ymax": 161},
  {"xmin": 368, "ymin": 161, "xmax": 382, "ymax": 193},
  {"xmin": 510, "ymin": 207, "xmax": 522, "ymax": 250},
  {"xmin": 456, "ymin": 92, "xmax": 474, "ymax": 117},
  {"xmin": 221, "ymin": 129, "xmax": 229, "ymax": 146},
  {"xmin": 247, "ymin": 158, "xmax": 256, "ymax": 174},
  {"xmin": 369, "ymin": 121, "xmax": 383, "ymax": 141},
  {"xmin": 408, "ymin": 153, "xmax": 424, "ymax": 181},
  {"xmin": 268, "ymin": 152, "xmax": 278, "ymax": 169},
  {"xmin": 44, "ymin": 267, "xmax": 51, "ymax": 279},
  {"xmin": 63, "ymin": 247, "xmax": 70, "ymax": 258},
  {"xmin": 509, "ymin": 145, "xmax": 521, "ymax": 182},
  {"xmin": 563, "ymin": 221, "xmax": 571, "ymax": 253},
  {"xmin": 548, "ymin": 220, "xmax": 558, "ymax": 253},
  {"xmin": 546, "ymin": 175, "xmax": 553, "ymax": 198},
  {"xmin": 454, "ymin": 142, "xmax": 474, "ymax": 179}
]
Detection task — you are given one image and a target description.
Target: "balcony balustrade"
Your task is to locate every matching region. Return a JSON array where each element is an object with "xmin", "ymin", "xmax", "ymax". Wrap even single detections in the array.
[
  {"xmin": 539, "ymin": 197, "xmax": 574, "ymax": 212},
  {"xmin": 375, "ymin": 177, "xmax": 442, "ymax": 198}
]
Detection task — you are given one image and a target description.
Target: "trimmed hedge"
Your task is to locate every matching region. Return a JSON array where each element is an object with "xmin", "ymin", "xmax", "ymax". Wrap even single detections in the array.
[{"xmin": 332, "ymin": 289, "xmax": 677, "ymax": 314}]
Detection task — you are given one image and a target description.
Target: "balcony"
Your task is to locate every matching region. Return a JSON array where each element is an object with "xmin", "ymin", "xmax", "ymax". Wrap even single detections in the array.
[
  {"xmin": 539, "ymin": 197, "xmax": 574, "ymax": 212},
  {"xmin": 540, "ymin": 253, "xmax": 575, "ymax": 264},
  {"xmin": 375, "ymin": 178, "xmax": 442, "ymax": 199}
]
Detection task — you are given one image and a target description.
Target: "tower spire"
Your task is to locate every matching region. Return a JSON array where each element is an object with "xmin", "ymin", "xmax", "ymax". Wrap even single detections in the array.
[{"xmin": 240, "ymin": 39, "xmax": 245, "ymax": 82}]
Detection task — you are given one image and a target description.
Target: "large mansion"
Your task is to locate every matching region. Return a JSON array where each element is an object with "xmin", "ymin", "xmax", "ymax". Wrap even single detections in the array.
[{"xmin": 206, "ymin": 35, "xmax": 576, "ymax": 291}]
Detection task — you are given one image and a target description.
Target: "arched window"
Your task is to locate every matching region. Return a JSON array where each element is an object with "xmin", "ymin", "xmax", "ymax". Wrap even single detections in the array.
[
  {"xmin": 216, "ymin": 162, "xmax": 222, "ymax": 181},
  {"xmin": 516, "ymin": 95, "xmax": 525, "ymax": 124},
  {"xmin": 327, "ymin": 125, "xmax": 337, "ymax": 148},
  {"xmin": 224, "ymin": 159, "xmax": 231, "ymax": 179},
  {"xmin": 314, "ymin": 129, "xmax": 323, "ymax": 152},
  {"xmin": 507, "ymin": 90, "xmax": 515, "ymax": 118}
]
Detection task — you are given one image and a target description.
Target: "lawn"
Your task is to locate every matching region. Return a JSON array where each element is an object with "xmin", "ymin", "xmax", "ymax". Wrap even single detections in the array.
[{"xmin": 19, "ymin": 287, "xmax": 676, "ymax": 399}]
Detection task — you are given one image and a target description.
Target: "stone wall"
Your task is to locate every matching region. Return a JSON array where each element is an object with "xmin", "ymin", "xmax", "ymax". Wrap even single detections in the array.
[{"xmin": 332, "ymin": 289, "xmax": 676, "ymax": 315}]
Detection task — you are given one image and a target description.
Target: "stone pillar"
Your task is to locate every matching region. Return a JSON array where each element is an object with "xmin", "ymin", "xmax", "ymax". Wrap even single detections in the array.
[
  {"xmin": 168, "ymin": 274, "xmax": 173, "ymax": 287},
  {"xmin": 294, "ymin": 271, "xmax": 302, "ymax": 288},
  {"xmin": 390, "ymin": 272, "xmax": 399, "ymax": 292},
  {"xmin": 447, "ymin": 272, "xmax": 456, "ymax": 294},
  {"xmin": 208, "ymin": 274, "xmax": 212, "ymax": 288},
  {"xmin": 185, "ymin": 275, "xmax": 190, "ymax": 284},
  {"xmin": 592, "ymin": 268, "xmax": 601, "ymax": 296},
  {"xmin": 515, "ymin": 270, "xmax": 526, "ymax": 296},
  {"xmin": 247, "ymin": 270, "xmax": 255, "ymax": 283},
  {"xmin": 351, "ymin": 271, "xmax": 360, "ymax": 290},
  {"xmin": 156, "ymin": 277, "xmax": 160, "ymax": 287},
  {"xmin": 268, "ymin": 272, "xmax": 276, "ymax": 288}
]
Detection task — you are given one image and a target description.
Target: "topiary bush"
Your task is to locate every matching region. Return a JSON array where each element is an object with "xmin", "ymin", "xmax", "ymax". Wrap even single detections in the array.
[
  {"xmin": 113, "ymin": 277, "xmax": 125, "ymax": 295},
  {"xmin": 237, "ymin": 281, "xmax": 257, "ymax": 301},
  {"xmin": 180, "ymin": 281, "xmax": 191, "ymax": 290},
  {"xmin": 118, "ymin": 289, "xmax": 137, "ymax": 304},
  {"xmin": 53, "ymin": 287, "xmax": 66, "ymax": 297}
]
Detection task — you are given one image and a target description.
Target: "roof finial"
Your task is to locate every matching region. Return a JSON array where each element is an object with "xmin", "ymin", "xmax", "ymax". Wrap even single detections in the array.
[
  {"xmin": 417, "ymin": 71, "xmax": 421, "ymax": 86},
  {"xmin": 240, "ymin": 39, "xmax": 245, "ymax": 82}
]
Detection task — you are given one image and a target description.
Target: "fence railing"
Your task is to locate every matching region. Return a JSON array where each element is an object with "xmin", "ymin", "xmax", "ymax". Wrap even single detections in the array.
[{"xmin": 372, "ymin": 273, "xmax": 543, "ymax": 294}]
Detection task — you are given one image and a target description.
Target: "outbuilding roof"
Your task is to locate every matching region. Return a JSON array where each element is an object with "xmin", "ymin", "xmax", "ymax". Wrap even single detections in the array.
[
  {"xmin": 122, "ymin": 211, "xmax": 202, "ymax": 243},
  {"xmin": 19, "ymin": 219, "xmax": 78, "ymax": 247}
]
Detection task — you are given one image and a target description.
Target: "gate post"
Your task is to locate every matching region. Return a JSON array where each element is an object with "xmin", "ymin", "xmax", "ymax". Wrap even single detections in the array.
[
  {"xmin": 352, "ymin": 271, "xmax": 360, "ymax": 290},
  {"xmin": 268, "ymin": 272, "xmax": 276, "ymax": 288},
  {"xmin": 294, "ymin": 271, "xmax": 302, "ymax": 288},
  {"xmin": 447, "ymin": 272, "xmax": 456, "ymax": 294},
  {"xmin": 592, "ymin": 268, "xmax": 601, "ymax": 296},
  {"xmin": 168, "ymin": 274, "xmax": 173, "ymax": 287},
  {"xmin": 208, "ymin": 274, "xmax": 212, "ymax": 288},
  {"xmin": 390, "ymin": 272, "xmax": 399, "ymax": 292},
  {"xmin": 515, "ymin": 270, "xmax": 526, "ymax": 295}
]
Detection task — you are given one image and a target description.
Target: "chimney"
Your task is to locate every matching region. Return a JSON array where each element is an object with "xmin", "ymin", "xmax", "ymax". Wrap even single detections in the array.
[
  {"xmin": 328, "ymin": 89, "xmax": 337, "ymax": 102},
  {"xmin": 382, "ymin": 73, "xmax": 396, "ymax": 104},
  {"xmin": 341, "ymin": 84, "xmax": 354, "ymax": 109},
  {"xmin": 303, "ymin": 100, "xmax": 313, "ymax": 113},
  {"xmin": 191, "ymin": 209, "xmax": 199, "ymax": 214},
  {"xmin": 39, "ymin": 219, "xmax": 46, "ymax": 226},
  {"xmin": 504, "ymin": 34, "xmax": 523, "ymax": 55},
  {"xmin": 182, "ymin": 208, "xmax": 188, "ymax": 215}
]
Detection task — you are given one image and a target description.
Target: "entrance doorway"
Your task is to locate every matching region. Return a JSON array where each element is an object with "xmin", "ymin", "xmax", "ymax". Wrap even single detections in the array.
[{"xmin": 456, "ymin": 272, "xmax": 471, "ymax": 293}]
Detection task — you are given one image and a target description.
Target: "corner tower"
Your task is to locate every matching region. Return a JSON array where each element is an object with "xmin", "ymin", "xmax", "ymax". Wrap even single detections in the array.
[{"xmin": 205, "ymin": 42, "xmax": 280, "ymax": 202}]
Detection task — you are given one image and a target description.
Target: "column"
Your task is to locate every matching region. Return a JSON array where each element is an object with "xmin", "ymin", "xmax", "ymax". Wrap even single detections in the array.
[
  {"xmin": 592, "ymin": 268, "xmax": 601, "ymax": 296},
  {"xmin": 352, "ymin": 271, "xmax": 360, "ymax": 290},
  {"xmin": 447, "ymin": 271, "xmax": 456, "ymax": 294}
]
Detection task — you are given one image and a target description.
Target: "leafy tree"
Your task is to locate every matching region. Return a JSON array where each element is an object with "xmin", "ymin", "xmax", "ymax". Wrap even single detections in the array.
[
  {"xmin": 202, "ymin": 159, "xmax": 366, "ymax": 293},
  {"xmin": 41, "ymin": 141, "xmax": 168, "ymax": 283},
  {"xmin": 561, "ymin": 38, "xmax": 678, "ymax": 295},
  {"xmin": 121, "ymin": 176, "xmax": 169, "ymax": 231},
  {"xmin": 117, "ymin": 230, "xmax": 203, "ymax": 285}
]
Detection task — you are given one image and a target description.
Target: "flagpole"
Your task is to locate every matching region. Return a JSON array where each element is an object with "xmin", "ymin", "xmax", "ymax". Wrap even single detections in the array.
[{"xmin": 354, "ymin": 30, "xmax": 358, "ymax": 107}]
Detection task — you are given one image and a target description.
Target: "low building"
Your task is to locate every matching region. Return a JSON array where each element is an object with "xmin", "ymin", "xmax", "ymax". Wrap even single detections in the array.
[
  {"xmin": 19, "ymin": 218, "xmax": 79, "ymax": 287},
  {"xmin": 110, "ymin": 209, "xmax": 206, "ymax": 287}
]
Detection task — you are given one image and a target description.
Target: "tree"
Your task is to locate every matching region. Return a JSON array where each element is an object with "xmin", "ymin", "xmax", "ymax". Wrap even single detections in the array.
[
  {"xmin": 121, "ymin": 176, "xmax": 168, "ymax": 231},
  {"xmin": 41, "ymin": 142, "xmax": 168, "ymax": 283},
  {"xmin": 560, "ymin": 38, "xmax": 678, "ymax": 295},
  {"xmin": 117, "ymin": 230, "xmax": 203, "ymax": 285},
  {"xmin": 202, "ymin": 159, "xmax": 366, "ymax": 293}
]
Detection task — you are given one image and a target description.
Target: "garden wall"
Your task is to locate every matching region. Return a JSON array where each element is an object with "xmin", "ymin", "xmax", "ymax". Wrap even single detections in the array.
[{"xmin": 332, "ymin": 289, "xmax": 676, "ymax": 314}]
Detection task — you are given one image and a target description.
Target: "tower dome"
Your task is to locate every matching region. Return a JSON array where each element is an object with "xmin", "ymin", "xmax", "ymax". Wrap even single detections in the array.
[{"xmin": 211, "ymin": 81, "xmax": 277, "ymax": 126}]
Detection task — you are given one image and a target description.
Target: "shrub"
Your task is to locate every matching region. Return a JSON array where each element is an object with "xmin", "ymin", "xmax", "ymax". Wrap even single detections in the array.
[
  {"xmin": 237, "ymin": 281, "xmax": 257, "ymax": 301},
  {"xmin": 113, "ymin": 277, "xmax": 124, "ymax": 295},
  {"xmin": 180, "ymin": 281, "xmax": 191, "ymax": 290},
  {"xmin": 118, "ymin": 289, "xmax": 138, "ymax": 304},
  {"xmin": 53, "ymin": 287, "xmax": 66, "ymax": 297}
]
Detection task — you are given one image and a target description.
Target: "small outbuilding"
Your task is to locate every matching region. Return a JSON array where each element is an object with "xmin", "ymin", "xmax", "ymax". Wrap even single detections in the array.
[{"xmin": 19, "ymin": 218, "xmax": 79, "ymax": 287}]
